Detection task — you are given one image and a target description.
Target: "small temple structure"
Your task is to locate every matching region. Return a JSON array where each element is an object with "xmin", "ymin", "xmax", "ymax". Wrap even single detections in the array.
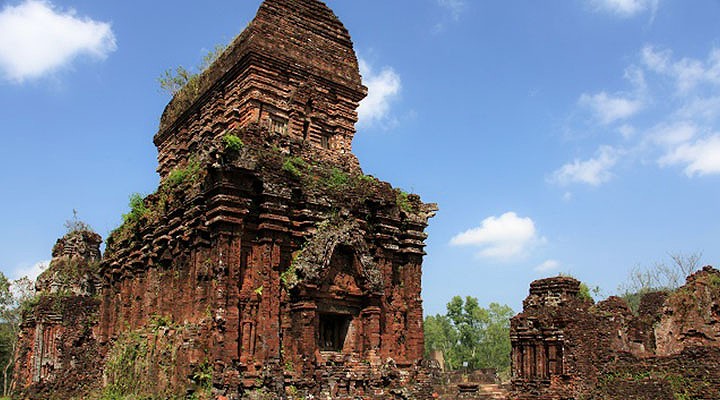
[{"xmin": 509, "ymin": 269, "xmax": 720, "ymax": 400}]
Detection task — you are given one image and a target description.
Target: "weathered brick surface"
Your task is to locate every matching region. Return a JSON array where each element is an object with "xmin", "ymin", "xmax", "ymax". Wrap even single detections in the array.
[
  {"xmin": 155, "ymin": 0, "xmax": 366, "ymax": 179},
  {"xmin": 509, "ymin": 267, "xmax": 720, "ymax": 400},
  {"xmin": 13, "ymin": 1, "xmax": 437, "ymax": 399},
  {"xmin": 13, "ymin": 231, "xmax": 103, "ymax": 399}
]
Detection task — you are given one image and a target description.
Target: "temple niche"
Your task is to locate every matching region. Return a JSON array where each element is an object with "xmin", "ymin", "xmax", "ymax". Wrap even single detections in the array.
[{"xmin": 13, "ymin": 0, "xmax": 437, "ymax": 399}]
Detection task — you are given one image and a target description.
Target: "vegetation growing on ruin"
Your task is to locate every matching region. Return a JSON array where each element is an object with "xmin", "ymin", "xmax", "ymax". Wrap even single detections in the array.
[
  {"xmin": 109, "ymin": 157, "xmax": 206, "ymax": 248},
  {"xmin": 165, "ymin": 157, "xmax": 202, "ymax": 188},
  {"xmin": 270, "ymin": 146, "xmax": 419, "ymax": 214},
  {"xmin": 41, "ymin": 260, "xmax": 99, "ymax": 290},
  {"xmin": 280, "ymin": 263, "xmax": 298, "ymax": 289},
  {"xmin": 98, "ymin": 320, "xmax": 201, "ymax": 400},
  {"xmin": 64, "ymin": 209, "xmax": 94, "ymax": 234},
  {"xmin": 618, "ymin": 252, "xmax": 702, "ymax": 313},
  {"xmin": 595, "ymin": 368, "xmax": 710, "ymax": 400},
  {"xmin": 158, "ymin": 44, "xmax": 226, "ymax": 96},
  {"xmin": 578, "ymin": 282, "xmax": 597, "ymax": 302},
  {"xmin": 326, "ymin": 167, "xmax": 350, "ymax": 189},
  {"xmin": 282, "ymin": 156, "xmax": 309, "ymax": 179},
  {"xmin": 158, "ymin": 43, "xmax": 232, "ymax": 134},
  {"xmin": 122, "ymin": 193, "xmax": 149, "ymax": 225},
  {"xmin": 192, "ymin": 360, "xmax": 213, "ymax": 389},
  {"xmin": 395, "ymin": 189, "xmax": 414, "ymax": 213},
  {"xmin": 222, "ymin": 133, "xmax": 244, "ymax": 154}
]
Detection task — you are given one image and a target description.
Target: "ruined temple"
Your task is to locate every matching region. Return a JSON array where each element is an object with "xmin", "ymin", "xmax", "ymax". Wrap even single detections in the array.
[
  {"xmin": 13, "ymin": 230, "xmax": 103, "ymax": 396},
  {"xmin": 509, "ymin": 267, "xmax": 720, "ymax": 400},
  {"xmin": 13, "ymin": 1, "xmax": 437, "ymax": 399},
  {"xmin": 15, "ymin": 2, "xmax": 720, "ymax": 400}
]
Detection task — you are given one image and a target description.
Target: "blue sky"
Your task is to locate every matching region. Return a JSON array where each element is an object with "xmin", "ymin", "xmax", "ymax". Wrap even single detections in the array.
[{"xmin": 1, "ymin": 0, "xmax": 719, "ymax": 315}]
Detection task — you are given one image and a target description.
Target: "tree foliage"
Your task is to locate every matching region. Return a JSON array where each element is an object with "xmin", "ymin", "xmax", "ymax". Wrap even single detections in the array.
[
  {"xmin": 424, "ymin": 296, "xmax": 513, "ymax": 373},
  {"xmin": 158, "ymin": 44, "xmax": 226, "ymax": 96},
  {"xmin": 0, "ymin": 272, "xmax": 35, "ymax": 396},
  {"xmin": 618, "ymin": 252, "xmax": 703, "ymax": 312}
]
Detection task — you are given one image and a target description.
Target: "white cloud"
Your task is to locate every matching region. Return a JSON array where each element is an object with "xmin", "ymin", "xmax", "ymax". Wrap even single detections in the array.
[
  {"xmin": 677, "ymin": 96, "xmax": 720, "ymax": 121},
  {"xmin": 624, "ymin": 66, "xmax": 647, "ymax": 92},
  {"xmin": 642, "ymin": 46, "xmax": 720, "ymax": 95},
  {"xmin": 10, "ymin": 260, "xmax": 49, "ymax": 281},
  {"xmin": 357, "ymin": 58, "xmax": 401, "ymax": 127},
  {"xmin": 641, "ymin": 45, "xmax": 671, "ymax": 73},
  {"xmin": 450, "ymin": 212, "xmax": 543, "ymax": 260},
  {"xmin": 0, "ymin": 0, "xmax": 116, "ymax": 83},
  {"xmin": 550, "ymin": 146, "xmax": 620, "ymax": 186},
  {"xmin": 558, "ymin": 44, "xmax": 720, "ymax": 186},
  {"xmin": 618, "ymin": 124, "xmax": 636, "ymax": 138},
  {"xmin": 659, "ymin": 134, "xmax": 720, "ymax": 176},
  {"xmin": 535, "ymin": 259, "xmax": 560, "ymax": 272},
  {"xmin": 590, "ymin": 0, "xmax": 659, "ymax": 18},
  {"xmin": 437, "ymin": 0, "xmax": 466, "ymax": 21},
  {"xmin": 648, "ymin": 121, "xmax": 698, "ymax": 146},
  {"xmin": 579, "ymin": 92, "xmax": 644, "ymax": 124}
]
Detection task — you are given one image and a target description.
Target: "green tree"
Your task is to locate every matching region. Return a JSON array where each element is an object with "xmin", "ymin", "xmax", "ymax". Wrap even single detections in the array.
[
  {"xmin": 446, "ymin": 296, "xmax": 485, "ymax": 370},
  {"xmin": 424, "ymin": 296, "xmax": 513, "ymax": 373},
  {"xmin": 424, "ymin": 314, "xmax": 457, "ymax": 369},
  {"xmin": 0, "ymin": 273, "xmax": 35, "ymax": 396},
  {"xmin": 479, "ymin": 303, "xmax": 514, "ymax": 372}
]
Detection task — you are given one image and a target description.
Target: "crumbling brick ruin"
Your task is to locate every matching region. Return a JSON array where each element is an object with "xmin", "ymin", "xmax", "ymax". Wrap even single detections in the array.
[
  {"xmin": 13, "ymin": 1, "xmax": 720, "ymax": 400},
  {"xmin": 509, "ymin": 267, "xmax": 720, "ymax": 400},
  {"xmin": 13, "ymin": 1, "xmax": 438, "ymax": 399},
  {"xmin": 13, "ymin": 230, "xmax": 103, "ymax": 398}
]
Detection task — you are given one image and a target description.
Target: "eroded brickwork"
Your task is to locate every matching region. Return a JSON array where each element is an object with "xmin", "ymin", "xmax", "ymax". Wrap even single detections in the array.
[
  {"xmin": 14, "ymin": 1, "xmax": 436, "ymax": 399},
  {"xmin": 155, "ymin": 0, "xmax": 366, "ymax": 179},
  {"xmin": 13, "ymin": 230, "xmax": 102, "ymax": 399},
  {"xmin": 509, "ymin": 267, "xmax": 720, "ymax": 400}
]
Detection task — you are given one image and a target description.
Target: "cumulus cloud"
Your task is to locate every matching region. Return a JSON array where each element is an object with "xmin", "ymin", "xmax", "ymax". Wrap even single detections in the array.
[
  {"xmin": 10, "ymin": 260, "xmax": 49, "ymax": 281},
  {"xmin": 579, "ymin": 92, "xmax": 644, "ymax": 124},
  {"xmin": 535, "ymin": 259, "xmax": 560, "ymax": 272},
  {"xmin": 357, "ymin": 58, "xmax": 401, "ymax": 127},
  {"xmin": 550, "ymin": 146, "xmax": 620, "ymax": 186},
  {"xmin": 659, "ymin": 134, "xmax": 720, "ymax": 176},
  {"xmin": 590, "ymin": 0, "xmax": 659, "ymax": 18},
  {"xmin": 0, "ymin": 0, "xmax": 116, "ymax": 83},
  {"xmin": 450, "ymin": 212, "xmax": 543, "ymax": 260}
]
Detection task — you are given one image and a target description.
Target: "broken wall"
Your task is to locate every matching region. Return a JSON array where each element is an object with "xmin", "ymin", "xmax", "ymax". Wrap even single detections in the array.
[{"xmin": 509, "ymin": 266, "xmax": 720, "ymax": 400}]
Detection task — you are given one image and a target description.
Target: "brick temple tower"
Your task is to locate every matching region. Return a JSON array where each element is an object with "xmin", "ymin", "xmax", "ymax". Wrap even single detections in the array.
[
  {"xmin": 154, "ymin": 0, "xmax": 368, "ymax": 179},
  {"xmin": 13, "ymin": 1, "xmax": 437, "ymax": 399}
]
